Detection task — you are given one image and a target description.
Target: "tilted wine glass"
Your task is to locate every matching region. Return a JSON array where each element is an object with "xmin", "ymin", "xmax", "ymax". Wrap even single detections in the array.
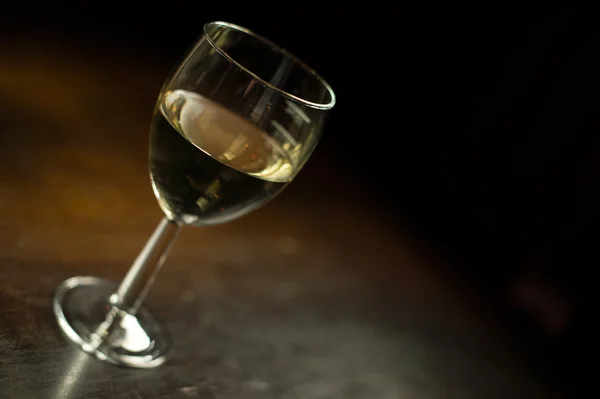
[{"xmin": 52, "ymin": 21, "xmax": 336, "ymax": 368}]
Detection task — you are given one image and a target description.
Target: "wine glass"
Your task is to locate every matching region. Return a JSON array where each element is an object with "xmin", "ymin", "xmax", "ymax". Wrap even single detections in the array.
[{"xmin": 52, "ymin": 21, "xmax": 336, "ymax": 368}]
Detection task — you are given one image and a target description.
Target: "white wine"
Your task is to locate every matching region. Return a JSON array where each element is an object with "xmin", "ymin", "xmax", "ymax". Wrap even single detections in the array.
[{"xmin": 149, "ymin": 90, "xmax": 294, "ymax": 226}]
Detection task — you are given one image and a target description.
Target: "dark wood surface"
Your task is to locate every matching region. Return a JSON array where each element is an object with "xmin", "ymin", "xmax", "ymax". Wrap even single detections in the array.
[{"xmin": 0, "ymin": 41, "xmax": 561, "ymax": 398}]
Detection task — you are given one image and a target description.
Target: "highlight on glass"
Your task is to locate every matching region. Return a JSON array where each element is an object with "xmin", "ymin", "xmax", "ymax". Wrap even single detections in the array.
[{"xmin": 52, "ymin": 21, "xmax": 336, "ymax": 368}]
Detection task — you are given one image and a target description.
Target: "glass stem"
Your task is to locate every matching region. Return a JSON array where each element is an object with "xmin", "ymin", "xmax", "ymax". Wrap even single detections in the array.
[{"xmin": 110, "ymin": 217, "xmax": 181, "ymax": 315}]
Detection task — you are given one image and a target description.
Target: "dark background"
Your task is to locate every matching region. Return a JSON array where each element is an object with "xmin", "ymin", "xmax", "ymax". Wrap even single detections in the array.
[{"xmin": 2, "ymin": 4, "xmax": 599, "ymax": 393}]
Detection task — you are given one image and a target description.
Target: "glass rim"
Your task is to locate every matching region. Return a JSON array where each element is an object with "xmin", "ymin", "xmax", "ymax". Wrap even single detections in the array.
[{"xmin": 203, "ymin": 21, "xmax": 336, "ymax": 110}]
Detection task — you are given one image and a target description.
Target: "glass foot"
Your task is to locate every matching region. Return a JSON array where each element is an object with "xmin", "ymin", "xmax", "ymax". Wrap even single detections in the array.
[{"xmin": 53, "ymin": 276, "xmax": 168, "ymax": 368}]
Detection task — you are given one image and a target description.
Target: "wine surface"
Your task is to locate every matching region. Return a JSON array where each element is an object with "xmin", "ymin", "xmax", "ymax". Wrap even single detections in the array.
[{"xmin": 149, "ymin": 89, "xmax": 294, "ymax": 225}]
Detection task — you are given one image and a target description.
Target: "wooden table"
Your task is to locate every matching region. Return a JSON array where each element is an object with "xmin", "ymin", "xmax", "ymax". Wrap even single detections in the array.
[{"xmin": 0, "ymin": 40, "xmax": 561, "ymax": 398}]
